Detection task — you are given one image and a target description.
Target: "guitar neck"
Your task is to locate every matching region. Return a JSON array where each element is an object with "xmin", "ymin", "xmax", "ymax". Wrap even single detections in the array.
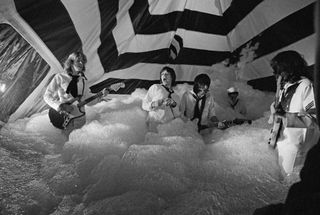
[
  {"xmin": 274, "ymin": 76, "xmax": 282, "ymax": 106},
  {"xmin": 75, "ymin": 82, "xmax": 124, "ymax": 108},
  {"xmin": 77, "ymin": 94, "xmax": 101, "ymax": 107},
  {"xmin": 77, "ymin": 90, "xmax": 107, "ymax": 108}
]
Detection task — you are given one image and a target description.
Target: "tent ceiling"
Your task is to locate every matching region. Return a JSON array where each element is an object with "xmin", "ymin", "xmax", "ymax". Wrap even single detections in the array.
[{"xmin": 0, "ymin": 0, "xmax": 317, "ymax": 122}]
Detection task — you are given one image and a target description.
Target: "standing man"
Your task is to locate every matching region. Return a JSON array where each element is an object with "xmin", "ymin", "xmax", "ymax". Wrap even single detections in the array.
[{"xmin": 270, "ymin": 50, "xmax": 319, "ymax": 177}]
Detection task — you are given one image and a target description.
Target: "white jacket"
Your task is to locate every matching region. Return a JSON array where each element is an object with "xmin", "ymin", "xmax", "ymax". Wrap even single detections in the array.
[
  {"xmin": 142, "ymin": 84, "xmax": 180, "ymax": 124},
  {"xmin": 276, "ymin": 78, "xmax": 319, "ymax": 174},
  {"xmin": 227, "ymin": 98, "xmax": 247, "ymax": 120},
  {"xmin": 179, "ymin": 90, "xmax": 216, "ymax": 126},
  {"xmin": 43, "ymin": 72, "xmax": 90, "ymax": 111}
]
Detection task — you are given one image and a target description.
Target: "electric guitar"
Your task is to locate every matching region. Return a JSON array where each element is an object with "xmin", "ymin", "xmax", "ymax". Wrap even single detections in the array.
[
  {"xmin": 267, "ymin": 76, "xmax": 283, "ymax": 148},
  {"xmin": 49, "ymin": 82, "xmax": 125, "ymax": 129},
  {"xmin": 198, "ymin": 118, "xmax": 252, "ymax": 131}
]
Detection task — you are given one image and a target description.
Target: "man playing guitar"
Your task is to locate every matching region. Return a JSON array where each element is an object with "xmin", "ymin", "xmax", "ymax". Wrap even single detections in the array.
[{"xmin": 44, "ymin": 51, "xmax": 110, "ymax": 138}]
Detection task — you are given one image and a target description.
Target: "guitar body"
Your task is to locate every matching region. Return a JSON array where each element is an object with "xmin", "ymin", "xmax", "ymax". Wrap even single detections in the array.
[
  {"xmin": 48, "ymin": 82, "xmax": 125, "ymax": 130},
  {"xmin": 268, "ymin": 116, "xmax": 282, "ymax": 148},
  {"xmin": 48, "ymin": 103, "xmax": 85, "ymax": 129}
]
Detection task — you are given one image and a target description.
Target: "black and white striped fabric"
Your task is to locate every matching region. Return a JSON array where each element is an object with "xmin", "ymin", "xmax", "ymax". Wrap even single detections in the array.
[
  {"xmin": 4, "ymin": 0, "xmax": 316, "ymax": 84},
  {"xmin": 169, "ymin": 34, "xmax": 183, "ymax": 61},
  {"xmin": 0, "ymin": 0, "xmax": 317, "ymax": 120}
]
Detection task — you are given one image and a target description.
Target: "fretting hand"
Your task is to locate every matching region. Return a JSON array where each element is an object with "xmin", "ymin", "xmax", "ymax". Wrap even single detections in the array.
[
  {"xmin": 98, "ymin": 88, "xmax": 109, "ymax": 102},
  {"xmin": 101, "ymin": 88, "xmax": 109, "ymax": 97},
  {"xmin": 217, "ymin": 121, "xmax": 228, "ymax": 129}
]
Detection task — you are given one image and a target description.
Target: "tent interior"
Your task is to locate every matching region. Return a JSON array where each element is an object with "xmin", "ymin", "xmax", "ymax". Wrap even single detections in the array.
[
  {"xmin": 0, "ymin": 0, "xmax": 319, "ymax": 214},
  {"xmin": 0, "ymin": 0, "xmax": 317, "ymax": 123}
]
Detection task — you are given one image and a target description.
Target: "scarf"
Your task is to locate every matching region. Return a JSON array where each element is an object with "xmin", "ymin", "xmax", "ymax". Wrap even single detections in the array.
[
  {"xmin": 66, "ymin": 74, "xmax": 86, "ymax": 99},
  {"xmin": 191, "ymin": 92, "xmax": 206, "ymax": 127},
  {"xmin": 66, "ymin": 75, "xmax": 79, "ymax": 98},
  {"xmin": 161, "ymin": 84, "xmax": 174, "ymax": 99},
  {"xmin": 161, "ymin": 84, "xmax": 176, "ymax": 118},
  {"xmin": 280, "ymin": 81, "xmax": 300, "ymax": 112}
]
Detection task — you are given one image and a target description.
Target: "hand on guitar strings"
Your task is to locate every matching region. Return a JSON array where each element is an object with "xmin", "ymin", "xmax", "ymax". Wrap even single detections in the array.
[
  {"xmin": 102, "ymin": 88, "xmax": 109, "ymax": 97},
  {"xmin": 58, "ymin": 103, "xmax": 74, "ymax": 113},
  {"xmin": 98, "ymin": 88, "xmax": 109, "ymax": 102},
  {"xmin": 207, "ymin": 120, "xmax": 228, "ymax": 129},
  {"xmin": 217, "ymin": 121, "xmax": 228, "ymax": 129}
]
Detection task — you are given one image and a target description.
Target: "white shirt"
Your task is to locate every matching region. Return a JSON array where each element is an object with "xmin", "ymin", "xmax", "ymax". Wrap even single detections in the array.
[
  {"xmin": 43, "ymin": 72, "xmax": 88, "ymax": 111},
  {"xmin": 227, "ymin": 98, "xmax": 247, "ymax": 119},
  {"xmin": 179, "ymin": 90, "xmax": 216, "ymax": 126},
  {"xmin": 276, "ymin": 77, "xmax": 319, "ymax": 174},
  {"xmin": 281, "ymin": 78, "xmax": 315, "ymax": 114},
  {"xmin": 142, "ymin": 84, "xmax": 180, "ymax": 124}
]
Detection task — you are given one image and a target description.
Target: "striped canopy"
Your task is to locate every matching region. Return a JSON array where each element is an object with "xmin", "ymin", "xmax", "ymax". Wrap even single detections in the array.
[{"xmin": 0, "ymin": 0, "xmax": 317, "ymax": 122}]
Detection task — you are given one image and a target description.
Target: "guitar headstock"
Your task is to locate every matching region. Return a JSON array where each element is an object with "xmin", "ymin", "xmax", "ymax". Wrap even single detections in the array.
[{"xmin": 108, "ymin": 82, "xmax": 125, "ymax": 92}]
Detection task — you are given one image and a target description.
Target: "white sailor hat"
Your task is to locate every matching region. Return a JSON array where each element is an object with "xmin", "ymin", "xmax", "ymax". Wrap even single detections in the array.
[{"xmin": 227, "ymin": 87, "xmax": 238, "ymax": 94}]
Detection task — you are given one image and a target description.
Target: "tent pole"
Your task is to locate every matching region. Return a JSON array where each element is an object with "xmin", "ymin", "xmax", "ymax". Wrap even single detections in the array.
[{"xmin": 315, "ymin": 0, "xmax": 320, "ymax": 127}]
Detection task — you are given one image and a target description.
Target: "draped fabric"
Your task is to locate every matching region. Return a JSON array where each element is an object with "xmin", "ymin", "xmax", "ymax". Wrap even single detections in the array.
[
  {"xmin": 169, "ymin": 34, "xmax": 183, "ymax": 61},
  {"xmin": 0, "ymin": 0, "xmax": 317, "ymax": 121}
]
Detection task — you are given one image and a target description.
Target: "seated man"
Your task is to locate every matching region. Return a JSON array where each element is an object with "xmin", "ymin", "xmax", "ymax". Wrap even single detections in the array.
[
  {"xmin": 180, "ymin": 73, "xmax": 225, "ymax": 132},
  {"xmin": 226, "ymin": 87, "xmax": 251, "ymax": 125}
]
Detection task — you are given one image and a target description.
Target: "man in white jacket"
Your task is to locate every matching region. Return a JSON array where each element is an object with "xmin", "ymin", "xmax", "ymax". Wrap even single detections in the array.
[
  {"xmin": 226, "ymin": 86, "xmax": 250, "ymax": 125},
  {"xmin": 270, "ymin": 50, "xmax": 319, "ymax": 178},
  {"xmin": 142, "ymin": 66, "xmax": 180, "ymax": 132},
  {"xmin": 44, "ymin": 51, "xmax": 107, "ymax": 138},
  {"xmin": 180, "ymin": 73, "xmax": 224, "ymax": 133}
]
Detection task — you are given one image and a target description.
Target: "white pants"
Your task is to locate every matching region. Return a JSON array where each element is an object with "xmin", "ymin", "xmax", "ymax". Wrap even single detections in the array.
[{"xmin": 277, "ymin": 126, "xmax": 320, "ymax": 174}]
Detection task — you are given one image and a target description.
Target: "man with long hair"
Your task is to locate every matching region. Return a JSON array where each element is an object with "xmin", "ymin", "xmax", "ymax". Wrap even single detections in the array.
[
  {"xmin": 44, "ymin": 51, "xmax": 108, "ymax": 138},
  {"xmin": 270, "ymin": 50, "xmax": 319, "ymax": 177}
]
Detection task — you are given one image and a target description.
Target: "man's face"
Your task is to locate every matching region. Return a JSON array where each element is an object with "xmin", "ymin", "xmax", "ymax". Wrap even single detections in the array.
[
  {"xmin": 272, "ymin": 65, "xmax": 291, "ymax": 83},
  {"xmin": 196, "ymin": 84, "xmax": 208, "ymax": 98},
  {"xmin": 280, "ymin": 71, "xmax": 291, "ymax": 83},
  {"xmin": 72, "ymin": 58, "xmax": 85, "ymax": 73},
  {"xmin": 161, "ymin": 70, "xmax": 172, "ymax": 86}
]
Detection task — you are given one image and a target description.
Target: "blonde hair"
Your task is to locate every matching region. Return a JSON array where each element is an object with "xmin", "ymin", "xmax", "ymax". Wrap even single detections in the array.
[{"xmin": 64, "ymin": 51, "xmax": 87, "ymax": 76}]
